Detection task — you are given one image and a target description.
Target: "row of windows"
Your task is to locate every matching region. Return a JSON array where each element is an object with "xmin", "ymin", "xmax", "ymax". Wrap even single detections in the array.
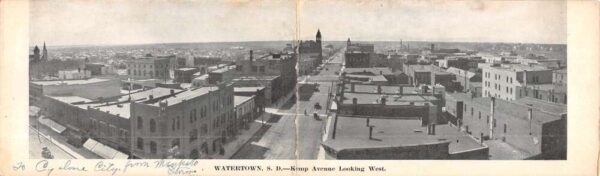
[
  {"xmin": 128, "ymin": 69, "xmax": 165, "ymax": 77},
  {"xmin": 128, "ymin": 63, "xmax": 167, "ymax": 69},
  {"xmin": 90, "ymin": 119, "xmax": 129, "ymax": 142}
]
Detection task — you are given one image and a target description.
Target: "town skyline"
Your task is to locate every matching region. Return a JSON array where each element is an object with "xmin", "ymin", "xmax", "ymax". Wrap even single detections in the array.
[{"xmin": 30, "ymin": 0, "xmax": 566, "ymax": 46}]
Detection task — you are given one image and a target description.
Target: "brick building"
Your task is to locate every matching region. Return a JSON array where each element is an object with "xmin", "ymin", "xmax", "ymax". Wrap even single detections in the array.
[
  {"xmin": 125, "ymin": 55, "xmax": 171, "ymax": 80},
  {"xmin": 444, "ymin": 93, "xmax": 566, "ymax": 159}
]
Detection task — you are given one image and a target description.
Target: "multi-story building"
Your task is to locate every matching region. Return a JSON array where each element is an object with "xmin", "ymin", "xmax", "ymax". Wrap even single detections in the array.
[
  {"xmin": 85, "ymin": 63, "xmax": 116, "ymax": 76},
  {"xmin": 174, "ymin": 67, "xmax": 200, "ymax": 83},
  {"xmin": 58, "ymin": 69, "xmax": 92, "ymax": 80},
  {"xmin": 130, "ymin": 83, "xmax": 234, "ymax": 159},
  {"xmin": 234, "ymin": 95, "xmax": 256, "ymax": 133},
  {"xmin": 30, "ymin": 78, "xmax": 122, "ymax": 104},
  {"xmin": 208, "ymin": 65, "xmax": 236, "ymax": 84},
  {"xmin": 403, "ymin": 64, "xmax": 455, "ymax": 89},
  {"xmin": 482, "ymin": 64, "xmax": 552, "ymax": 101},
  {"xmin": 233, "ymin": 51, "xmax": 297, "ymax": 95},
  {"xmin": 445, "ymin": 93, "xmax": 566, "ymax": 159},
  {"xmin": 125, "ymin": 55, "xmax": 171, "ymax": 80},
  {"xmin": 553, "ymin": 68, "xmax": 567, "ymax": 85},
  {"xmin": 322, "ymin": 83, "xmax": 487, "ymax": 159},
  {"xmin": 298, "ymin": 29, "xmax": 323, "ymax": 67},
  {"xmin": 344, "ymin": 52, "xmax": 372, "ymax": 68}
]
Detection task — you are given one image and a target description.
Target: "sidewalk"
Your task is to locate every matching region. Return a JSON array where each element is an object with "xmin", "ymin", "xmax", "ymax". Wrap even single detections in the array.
[
  {"xmin": 317, "ymin": 114, "xmax": 333, "ymax": 160},
  {"xmin": 31, "ymin": 116, "xmax": 102, "ymax": 159},
  {"xmin": 211, "ymin": 89, "xmax": 296, "ymax": 159},
  {"xmin": 209, "ymin": 113, "xmax": 271, "ymax": 159},
  {"xmin": 30, "ymin": 126, "xmax": 86, "ymax": 159}
]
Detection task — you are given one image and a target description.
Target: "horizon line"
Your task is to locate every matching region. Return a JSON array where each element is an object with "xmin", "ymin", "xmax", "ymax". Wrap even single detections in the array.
[{"xmin": 31, "ymin": 40, "xmax": 567, "ymax": 48}]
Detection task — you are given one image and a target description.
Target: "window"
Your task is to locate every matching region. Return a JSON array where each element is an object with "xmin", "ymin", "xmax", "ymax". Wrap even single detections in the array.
[
  {"xmin": 137, "ymin": 137, "xmax": 144, "ymax": 150},
  {"xmin": 137, "ymin": 116, "xmax": 143, "ymax": 129},
  {"xmin": 150, "ymin": 141, "xmax": 157, "ymax": 154},
  {"xmin": 150, "ymin": 119, "xmax": 156, "ymax": 133},
  {"xmin": 190, "ymin": 129, "xmax": 198, "ymax": 142},
  {"xmin": 201, "ymin": 124, "xmax": 208, "ymax": 135},
  {"xmin": 177, "ymin": 116, "xmax": 181, "ymax": 130},
  {"xmin": 471, "ymin": 108, "xmax": 473, "ymax": 116},
  {"xmin": 172, "ymin": 119, "xmax": 175, "ymax": 131}
]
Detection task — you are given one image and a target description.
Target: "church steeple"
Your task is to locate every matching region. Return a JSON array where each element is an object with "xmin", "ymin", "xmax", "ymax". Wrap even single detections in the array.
[
  {"xmin": 42, "ymin": 41, "xmax": 48, "ymax": 61},
  {"xmin": 316, "ymin": 29, "xmax": 321, "ymax": 39},
  {"xmin": 347, "ymin": 38, "xmax": 351, "ymax": 46}
]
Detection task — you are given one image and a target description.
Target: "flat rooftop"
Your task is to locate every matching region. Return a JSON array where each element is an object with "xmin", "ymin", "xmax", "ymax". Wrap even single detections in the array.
[
  {"xmin": 32, "ymin": 78, "xmax": 113, "ymax": 86},
  {"xmin": 344, "ymin": 84, "xmax": 419, "ymax": 94},
  {"xmin": 234, "ymin": 86, "xmax": 265, "ymax": 92},
  {"xmin": 211, "ymin": 66, "xmax": 235, "ymax": 73},
  {"xmin": 446, "ymin": 93, "xmax": 566, "ymax": 124},
  {"xmin": 487, "ymin": 64, "xmax": 549, "ymax": 72},
  {"xmin": 176, "ymin": 67, "xmax": 198, "ymax": 71},
  {"xmin": 323, "ymin": 117, "xmax": 483, "ymax": 153},
  {"xmin": 342, "ymin": 93, "xmax": 437, "ymax": 106},
  {"xmin": 344, "ymin": 67, "xmax": 393, "ymax": 75},
  {"xmin": 234, "ymin": 95, "xmax": 254, "ymax": 106}
]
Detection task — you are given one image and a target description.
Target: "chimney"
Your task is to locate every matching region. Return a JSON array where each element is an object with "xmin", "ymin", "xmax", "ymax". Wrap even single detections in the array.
[
  {"xmin": 366, "ymin": 117, "xmax": 370, "ymax": 127},
  {"xmin": 490, "ymin": 97, "xmax": 496, "ymax": 139},
  {"xmin": 431, "ymin": 44, "xmax": 435, "ymax": 52},
  {"xmin": 350, "ymin": 83, "xmax": 355, "ymax": 92},
  {"xmin": 249, "ymin": 50, "xmax": 254, "ymax": 63},
  {"xmin": 398, "ymin": 86, "xmax": 403, "ymax": 95},
  {"xmin": 431, "ymin": 124, "xmax": 436, "ymax": 135},
  {"xmin": 149, "ymin": 95, "xmax": 154, "ymax": 100},
  {"xmin": 170, "ymin": 89, "xmax": 175, "ymax": 95},
  {"xmin": 379, "ymin": 71, "xmax": 383, "ymax": 75},
  {"xmin": 368, "ymin": 126, "xmax": 374, "ymax": 140},
  {"xmin": 380, "ymin": 97, "xmax": 387, "ymax": 105},
  {"xmin": 352, "ymin": 98, "xmax": 358, "ymax": 115},
  {"xmin": 377, "ymin": 85, "xmax": 382, "ymax": 94}
]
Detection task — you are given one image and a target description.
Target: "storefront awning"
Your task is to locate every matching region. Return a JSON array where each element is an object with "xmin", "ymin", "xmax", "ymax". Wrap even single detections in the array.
[
  {"xmin": 83, "ymin": 138, "xmax": 129, "ymax": 159},
  {"xmin": 38, "ymin": 117, "xmax": 66, "ymax": 134}
]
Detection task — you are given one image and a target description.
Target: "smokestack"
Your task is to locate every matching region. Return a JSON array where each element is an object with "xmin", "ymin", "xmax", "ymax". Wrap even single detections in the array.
[
  {"xmin": 490, "ymin": 97, "xmax": 496, "ymax": 139},
  {"xmin": 249, "ymin": 50, "xmax": 254, "ymax": 63}
]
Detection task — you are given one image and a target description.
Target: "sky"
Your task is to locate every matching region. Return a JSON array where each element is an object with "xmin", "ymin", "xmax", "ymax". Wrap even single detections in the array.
[{"xmin": 30, "ymin": 0, "xmax": 567, "ymax": 46}]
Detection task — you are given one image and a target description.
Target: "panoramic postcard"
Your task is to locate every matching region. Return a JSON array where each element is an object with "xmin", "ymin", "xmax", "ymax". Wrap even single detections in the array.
[{"xmin": 27, "ymin": 0, "xmax": 567, "ymax": 162}]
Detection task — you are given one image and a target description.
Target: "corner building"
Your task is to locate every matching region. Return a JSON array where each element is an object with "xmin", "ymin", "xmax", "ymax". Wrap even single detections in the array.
[{"xmin": 130, "ymin": 83, "xmax": 235, "ymax": 159}]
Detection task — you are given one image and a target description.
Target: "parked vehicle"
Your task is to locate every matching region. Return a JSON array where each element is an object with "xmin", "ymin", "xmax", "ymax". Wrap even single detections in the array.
[
  {"xmin": 41, "ymin": 147, "xmax": 54, "ymax": 159},
  {"xmin": 314, "ymin": 102, "xmax": 321, "ymax": 109}
]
